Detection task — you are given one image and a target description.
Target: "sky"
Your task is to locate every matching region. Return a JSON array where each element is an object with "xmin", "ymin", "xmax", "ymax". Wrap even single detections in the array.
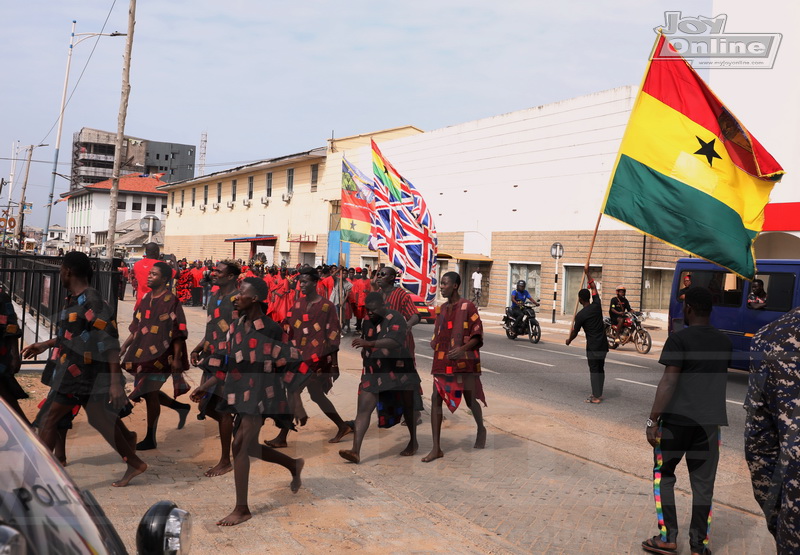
[{"xmin": 0, "ymin": 0, "xmax": 722, "ymax": 229}]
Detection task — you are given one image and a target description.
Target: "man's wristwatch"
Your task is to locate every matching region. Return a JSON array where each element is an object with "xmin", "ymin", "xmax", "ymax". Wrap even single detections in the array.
[{"xmin": 646, "ymin": 418, "xmax": 656, "ymax": 428}]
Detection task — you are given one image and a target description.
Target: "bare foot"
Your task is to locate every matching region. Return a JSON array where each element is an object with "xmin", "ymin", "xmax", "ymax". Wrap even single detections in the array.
[
  {"xmin": 291, "ymin": 458, "xmax": 304, "ymax": 493},
  {"xmin": 328, "ymin": 425, "xmax": 353, "ymax": 444},
  {"xmin": 421, "ymin": 449, "xmax": 443, "ymax": 463},
  {"xmin": 399, "ymin": 441, "xmax": 418, "ymax": 456},
  {"xmin": 204, "ymin": 461, "xmax": 233, "ymax": 477},
  {"xmin": 217, "ymin": 506, "xmax": 252, "ymax": 526},
  {"xmin": 112, "ymin": 462, "xmax": 147, "ymax": 487},
  {"xmin": 263, "ymin": 438, "xmax": 288, "ymax": 448},
  {"xmin": 474, "ymin": 427, "xmax": 487, "ymax": 449},
  {"xmin": 339, "ymin": 449, "xmax": 360, "ymax": 464}
]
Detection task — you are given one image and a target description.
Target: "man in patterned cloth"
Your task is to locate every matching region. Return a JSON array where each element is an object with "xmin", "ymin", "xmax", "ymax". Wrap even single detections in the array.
[
  {"xmin": 745, "ymin": 306, "xmax": 800, "ymax": 554},
  {"xmin": 120, "ymin": 261, "xmax": 191, "ymax": 451},
  {"xmin": 422, "ymin": 271, "xmax": 486, "ymax": 463},
  {"xmin": 22, "ymin": 251, "xmax": 147, "ymax": 487},
  {"xmin": 190, "ymin": 260, "xmax": 240, "ymax": 477},
  {"xmin": 340, "ymin": 292, "xmax": 420, "ymax": 464},
  {"xmin": 263, "ymin": 266, "xmax": 352, "ymax": 448},
  {"xmin": 193, "ymin": 277, "xmax": 305, "ymax": 526}
]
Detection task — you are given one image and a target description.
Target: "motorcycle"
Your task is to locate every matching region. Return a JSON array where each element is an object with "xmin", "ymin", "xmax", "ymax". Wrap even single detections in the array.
[
  {"xmin": 604, "ymin": 311, "xmax": 652, "ymax": 354},
  {"xmin": 502, "ymin": 301, "xmax": 541, "ymax": 343}
]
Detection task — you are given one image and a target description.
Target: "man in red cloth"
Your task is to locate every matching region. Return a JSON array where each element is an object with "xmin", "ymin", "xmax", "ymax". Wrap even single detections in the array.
[
  {"xmin": 132, "ymin": 242, "xmax": 161, "ymax": 307},
  {"xmin": 422, "ymin": 271, "xmax": 486, "ymax": 463}
]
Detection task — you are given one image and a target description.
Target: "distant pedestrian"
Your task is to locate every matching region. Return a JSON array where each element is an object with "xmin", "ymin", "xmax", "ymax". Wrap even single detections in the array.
[
  {"xmin": 422, "ymin": 271, "xmax": 486, "ymax": 463},
  {"xmin": 470, "ymin": 268, "xmax": 483, "ymax": 305},
  {"xmin": 0, "ymin": 290, "xmax": 26, "ymax": 422},
  {"xmin": 745, "ymin": 306, "xmax": 800, "ymax": 554},
  {"xmin": 642, "ymin": 286, "xmax": 730, "ymax": 555},
  {"xmin": 565, "ymin": 269, "xmax": 608, "ymax": 404}
]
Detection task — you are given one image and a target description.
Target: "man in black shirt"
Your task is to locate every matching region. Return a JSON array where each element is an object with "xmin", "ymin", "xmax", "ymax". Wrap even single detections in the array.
[
  {"xmin": 609, "ymin": 285, "xmax": 632, "ymax": 342},
  {"xmin": 566, "ymin": 270, "xmax": 608, "ymax": 404},
  {"xmin": 642, "ymin": 286, "xmax": 731, "ymax": 555}
]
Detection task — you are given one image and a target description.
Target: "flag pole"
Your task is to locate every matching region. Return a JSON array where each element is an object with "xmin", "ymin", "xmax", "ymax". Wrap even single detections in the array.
[{"xmin": 569, "ymin": 211, "xmax": 603, "ymax": 326}]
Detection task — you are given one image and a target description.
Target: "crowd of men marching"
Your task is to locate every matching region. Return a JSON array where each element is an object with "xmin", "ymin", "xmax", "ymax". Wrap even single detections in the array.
[
  {"xmin": 0, "ymin": 243, "xmax": 796, "ymax": 552},
  {"xmin": 0, "ymin": 244, "xmax": 487, "ymax": 527}
]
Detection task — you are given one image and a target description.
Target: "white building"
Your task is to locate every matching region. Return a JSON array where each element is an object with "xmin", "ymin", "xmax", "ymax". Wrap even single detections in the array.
[{"xmin": 64, "ymin": 174, "xmax": 167, "ymax": 251}]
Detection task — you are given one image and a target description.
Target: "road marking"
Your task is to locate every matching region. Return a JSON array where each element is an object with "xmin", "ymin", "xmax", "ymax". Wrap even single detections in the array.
[
  {"xmin": 616, "ymin": 378, "xmax": 657, "ymax": 388},
  {"xmin": 416, "ymin": 353, "xmax": 499, "ymax": 373},
  {"xmin": 518, "ymin": 345, "xmax": 648, "ymax": 368},
  {"xmin": 481, "ymin": 350, "xmax": 554, "ymax": 367},
  {"xmin": 616, "ymin": 378, "xmax": 745, "ymax": 405}
]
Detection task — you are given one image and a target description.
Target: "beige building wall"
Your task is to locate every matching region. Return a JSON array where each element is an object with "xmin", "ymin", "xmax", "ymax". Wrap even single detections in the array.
[{"xmin": 162, "ymin": 126, "xmax": 424, "ymax": 264}]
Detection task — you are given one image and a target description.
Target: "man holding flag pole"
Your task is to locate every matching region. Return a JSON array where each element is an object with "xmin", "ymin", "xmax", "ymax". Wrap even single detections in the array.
[{"xmin": 570, "ymin": 30, "xmax": 783, "ymax": 555}]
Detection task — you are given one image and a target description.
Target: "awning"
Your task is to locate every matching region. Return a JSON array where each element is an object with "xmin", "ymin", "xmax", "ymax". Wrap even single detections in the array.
[
  {"xmin": 224, "ymin": 235, "xmax": 278, "ymax": 243},
  {"xmin": 437, "ymin": 251, "xmax": 493, "ymax": 262}
]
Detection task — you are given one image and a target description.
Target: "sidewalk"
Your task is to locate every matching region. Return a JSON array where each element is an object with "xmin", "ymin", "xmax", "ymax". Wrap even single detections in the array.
[{"xmin": 17, "ymin": 295, "xmax": 773, "ymax": 554}]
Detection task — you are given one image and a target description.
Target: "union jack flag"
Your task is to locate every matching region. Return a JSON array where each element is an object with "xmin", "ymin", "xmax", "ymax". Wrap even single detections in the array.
[{"xmin": 370, "ymin": 140, "xmax": 438, "ymax": 301}]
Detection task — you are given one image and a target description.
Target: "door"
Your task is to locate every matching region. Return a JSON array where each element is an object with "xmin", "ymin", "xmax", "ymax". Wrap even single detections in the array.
[{"xmin": 563, "ymin": 266, "xmax": 602, "ymax": 316}]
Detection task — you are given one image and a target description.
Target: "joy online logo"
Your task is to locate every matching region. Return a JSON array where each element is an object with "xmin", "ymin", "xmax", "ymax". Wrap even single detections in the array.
[{"xmin": 655, "ymin": 11, "xmax": 782, "ymax": 68}]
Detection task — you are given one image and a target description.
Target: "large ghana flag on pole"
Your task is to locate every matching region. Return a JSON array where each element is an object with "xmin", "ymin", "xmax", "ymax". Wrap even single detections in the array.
[
  {"xmin": 340, "ymin": 157, "xmax": 374, "ymax": 246},
  {"xmin": 602, "ymin": 32, "xmax": 784, "ymax": 279}
]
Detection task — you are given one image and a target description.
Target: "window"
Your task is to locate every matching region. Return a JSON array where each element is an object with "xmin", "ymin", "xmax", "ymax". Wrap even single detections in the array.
[
  {"xmin": 117, "ymin": 198, "xmax": 126, "ymax": 210},
  {"xmin": 180, "ymin": 190, "xmax": 185, "ymax": 208},
  {"xmin": 248, "ymin": 176, "xmax": 254, "ymax": 199},
  {"xmin": 287, "ymin": 168, "xmax": 294, "ymax": 195},
  {"xmin": 231, "ymin": 179, "xmax": 237, "ymax": 202},
  {"xmin": 509, "ymin": 264, "xmax": 541, "ymax": 305},
  {"xmin": 642, "ymin": 269, "xmax": 674, "ymax": 311},
  {"xmin": 146, "ymin": 201, "xmax": 156, "ymax": 212},
  {"xmin": 752, "ymin": 273, "xmax": 796, "ymax": 312},
  {"xmin": 188, "ymin": 149, "xmax": 193, "ymax": 156},
  {"xmin": 171, "ymin": 191, "xmax": 175, "ymax": 208},
  {"xmin": 679, "ymin": 270, "xmax": 743, "ymax": 307},
  {"xmin": 266, "ymin": 173, "xmax": 273, "ymax": 197},
  {"xmin": 310, "ymin": 163, "xmax": 319, "ymax": 192},
  {"xmin": 217, "ymin": 182, "xmax": 222, "ymax": 203},
  {"xmin": 203, "ymin": 185, "xmax": 208, "ymax": 205},
  {"xmin": 161, "ymin": 205, "xmax": 166, "ymax": 213},
  {"xmin": 191, "ymin": 188, "xmax": 196, "ymax": 207},
  {"xmin": 156, "ymin": 153, "xmax": 160, "ymax": 160},
  {"xmin": 132, "ymin": 199, "xmax": 142, "ymax": 211}
]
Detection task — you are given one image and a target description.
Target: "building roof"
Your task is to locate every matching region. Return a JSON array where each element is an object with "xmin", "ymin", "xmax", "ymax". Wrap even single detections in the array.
[
  {"xmin": 157, "ymin": 147, "xmax": 327, "ymax": 190},
  {"xmin": 61, "ymin": 174, "xmax": 167, "ymax": 198}
]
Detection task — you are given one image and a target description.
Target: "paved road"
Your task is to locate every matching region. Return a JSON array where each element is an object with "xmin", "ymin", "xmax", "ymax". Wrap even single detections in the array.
[{"xmin": 16, "ymin": 295, "xmax": 775, "ymax": 554}]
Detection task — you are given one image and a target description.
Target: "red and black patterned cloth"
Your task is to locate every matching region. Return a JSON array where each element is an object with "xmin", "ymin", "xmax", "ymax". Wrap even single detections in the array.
[
  {"xmin": 43, "ymin": 287, "xmax": 122, "ymax": 397},
  {"xmin": 122, "ymin": 290, "xmax": 190, "ymax": 400},
  {"xmin": 283, "ymin": 296, "xmax": 340, "ymax": 393},
  {"xmin": 196, "ymin": 288, "xmax": 238, "ymax": 418},
  {"xmin": 359, "ymin": 309, "xmax": 421, "ymax": 428},
  {"xmin": 431, "ymin": 298, "xmax": 486, "ymax": 413},
  {"xmin": 0, "ymin": 291, "xmax": 24, "ymax": 399}
]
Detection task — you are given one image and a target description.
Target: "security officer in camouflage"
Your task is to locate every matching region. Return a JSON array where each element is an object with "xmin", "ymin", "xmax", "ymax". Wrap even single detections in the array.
[{"xmin": 745, "ymin": 306, "xmax": 800, "ymax": 554}]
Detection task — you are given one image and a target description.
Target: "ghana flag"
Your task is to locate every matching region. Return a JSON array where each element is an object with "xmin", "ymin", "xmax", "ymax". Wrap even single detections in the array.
[
  {"xmin": 602, "ymin": 33, "xmax": 784, "ymax": 279},
  {"xmin": 341, "ymin": 157, "xmax": 374, "ymax": 245}
]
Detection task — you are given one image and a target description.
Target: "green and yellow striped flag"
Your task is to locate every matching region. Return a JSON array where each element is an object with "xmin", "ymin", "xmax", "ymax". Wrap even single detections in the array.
[{"xmin": 602, "ymin": 33, "xmax": 784, "ymax": 279}]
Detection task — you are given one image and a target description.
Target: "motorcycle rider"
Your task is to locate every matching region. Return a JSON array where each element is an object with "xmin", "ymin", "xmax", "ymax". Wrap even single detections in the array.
[
  {"xmin": 609, "ymin": 285, "xmax": 633, "ymax": 342},
  {"xmin": 508, "ymin": 280, "xmax": 538, "ymax": 331}
]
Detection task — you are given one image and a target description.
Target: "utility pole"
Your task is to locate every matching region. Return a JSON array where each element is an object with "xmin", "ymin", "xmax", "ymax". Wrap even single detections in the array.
[
  {"xmin": 105, "ymin": 0, "xmax": 136, "ymax": 259},
  {"xmin": 16, "ymin": 147, "xmax": 35, "ymax": 251}
]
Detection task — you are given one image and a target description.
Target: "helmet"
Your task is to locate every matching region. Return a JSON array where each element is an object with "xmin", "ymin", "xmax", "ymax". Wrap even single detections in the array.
[
  {"xmin": 517, "ymin": 280, "xmax": 526, "ymax": 288},
  {"xmin": 616, "ymin": 285, "xmax": 626, "ymax": 291}
]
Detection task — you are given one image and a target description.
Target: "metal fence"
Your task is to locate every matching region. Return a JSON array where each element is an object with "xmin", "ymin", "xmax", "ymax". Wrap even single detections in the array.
[{"xmin": 0, "ymin": 250, "xmax": 122, "ymax": 366}]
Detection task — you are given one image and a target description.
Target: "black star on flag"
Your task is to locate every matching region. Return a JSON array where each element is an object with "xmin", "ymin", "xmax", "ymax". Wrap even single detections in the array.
[
  {"xmin": 349, "ymin": 221, "xmax": 356, "ymax": 230},
  {"xmin": 694, "ymin": 136, "xmax": 722, "ymax": 167}
]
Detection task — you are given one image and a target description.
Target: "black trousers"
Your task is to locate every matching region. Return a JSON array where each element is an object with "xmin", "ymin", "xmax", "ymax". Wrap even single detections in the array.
[
  {"xmin": 654, "ymin": 422, "xmax": 720, "ymax": 550},
  {"xmin": 586, "ymin": 350, "xmax": 606, "ymax": 398}
]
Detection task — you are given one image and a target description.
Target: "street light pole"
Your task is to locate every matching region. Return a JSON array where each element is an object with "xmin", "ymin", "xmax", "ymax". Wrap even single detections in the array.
[{"xmin": 43, "ymin": 21, "xmax": 126, "ymax": 245}]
